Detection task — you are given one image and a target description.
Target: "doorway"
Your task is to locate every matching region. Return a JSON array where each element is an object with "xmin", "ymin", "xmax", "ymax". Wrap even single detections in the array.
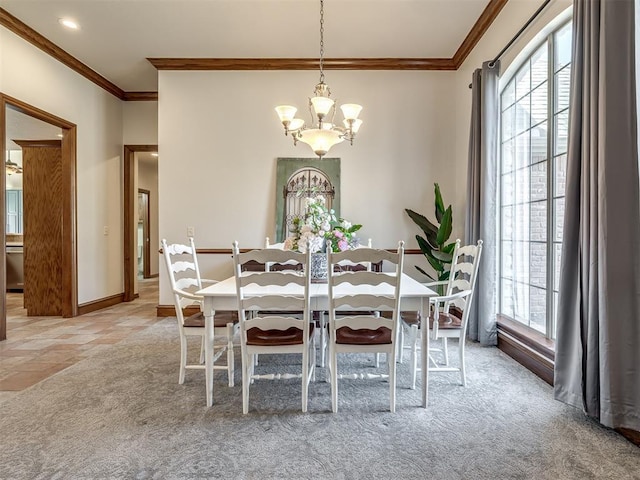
[
  {"xmin": 123, "ymin": 145, "xmax": 158, "ymax": 302},
  {"xmin": 138, "ymin": 189, "xmax": 151, "ymax": 279},
  {"xmin": 1, "ymin": 94, "xmax": 78, "ymax": 340}
]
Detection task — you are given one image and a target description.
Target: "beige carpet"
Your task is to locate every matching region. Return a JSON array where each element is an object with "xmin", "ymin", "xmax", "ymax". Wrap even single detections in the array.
[{"xmin": 0, "ymin": 318, "xmax": 638, "ymax": 479}]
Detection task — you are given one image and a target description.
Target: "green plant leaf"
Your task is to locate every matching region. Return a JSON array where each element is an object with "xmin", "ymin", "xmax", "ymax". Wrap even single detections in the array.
[
  {"xmin": 436, "ymin": 206, "xmax": 453, "ymax": 246},
  {"xmin": 443, "ymin": 242, "xmax": 457, "ymax": 254},
  {"xmin": 434, "ymin": 183, "xmax": 445, "ymax": 223},
  {"xmin": 415, "ymin": 265, "xmax": 435, "ymax": 281},
  {"xmin": 405, "ymin": 209, "xmax": 438, "ymax": 237},
  {"xmin": 416, "ymin": 235, "xmax": 438, "ymax": 256},
  {"xmin": 426, "ymin": 253, "xmax": 444, "ymax": 272},
  {"xmin": 440, "ymin": 270, "xmax": 451, "ymax": 282},
  {"xmin": 432, "ymin": 250, "xmax": 453, "ymax": 263}
]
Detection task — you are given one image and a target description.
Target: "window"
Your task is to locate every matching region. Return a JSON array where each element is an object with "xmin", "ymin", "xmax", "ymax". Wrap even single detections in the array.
[{"xmin": 499, "ymin": 22, "xmax": 572, "ymax": 339}]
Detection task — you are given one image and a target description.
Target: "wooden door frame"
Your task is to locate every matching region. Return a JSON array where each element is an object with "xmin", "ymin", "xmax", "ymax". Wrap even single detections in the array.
[
  {"xmin": 138, "ymin": 188, "xmax": 151, "ymax": 279},
  {"xmin": 123, "ymin": 145, "xmax": 157, "ymax": 302},
  {"xmin": 0, "ymin": 93, "xmax": 78, "ymax": 340}
]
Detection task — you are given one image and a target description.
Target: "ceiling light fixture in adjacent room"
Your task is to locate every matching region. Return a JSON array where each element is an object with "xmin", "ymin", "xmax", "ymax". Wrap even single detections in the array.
[
  {"xmin": 5, "ymin": 152, "xmax": 22, "ymax": 176},
  {"xmin": 275, "ymin": 0, "xmax": 363, "ymax": 158}
]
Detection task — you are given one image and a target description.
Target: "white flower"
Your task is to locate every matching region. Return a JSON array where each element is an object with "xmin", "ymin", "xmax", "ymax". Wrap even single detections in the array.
[{"xmin": 341, "ymin": 220, "xmax": 352, "ymax": 229}]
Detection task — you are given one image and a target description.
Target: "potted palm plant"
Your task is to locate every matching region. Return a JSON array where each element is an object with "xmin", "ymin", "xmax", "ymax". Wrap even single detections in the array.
[{"xmin": 405, "ymin": 183, "xmax": 456, "ymax": 293}]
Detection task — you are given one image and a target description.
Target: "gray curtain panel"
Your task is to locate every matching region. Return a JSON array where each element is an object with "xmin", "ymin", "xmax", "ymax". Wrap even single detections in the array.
[
  {"xmin": 465, "ymin": 60, "xmax": 500, "ymax": 346},
  {"xmin": 554, "ymin": 0, "xmax": 640, "ymax": 431}
]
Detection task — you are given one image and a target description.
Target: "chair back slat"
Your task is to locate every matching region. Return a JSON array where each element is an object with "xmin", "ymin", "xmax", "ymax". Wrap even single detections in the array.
[
  {"xmin": 456, "ymin": 244, "xmax": 480, "ymax": 257},
  {"xmin": 244, "ymin": 316, "xmax": 305, "ymax": 332},
  {"xmin": 164, "ymin": 243, "xmax": 193, "ymax": 256},
  {"xmin": 240, "ymin": 248, "xmax": 306, "ymax": 266},
  {"xmin": 175, "ymin": 277, "xmax": 199, "ymax": 291},
  {"xmin": 333, "ymin": 315, "xmax": 394, "ymax": 331},
  {"xmin": 453, "ymin": 262, "xmax": 475, "ymax": 276},
  {"xmin": 240, "ymin": 295, "xmax": 306, "ymax": 311},
  {"xmin": 332, "ymin": 294, "xmax": 396, "ymax": 311},
  {"xmin": 331, "ymin": 271, "xmax": 398, "ymax": 288},
  {"xmin": 330, "ymin": 247, "xmax": 397, "ymax": 266},
  {"xmin": 171, "ymin": 260, "xmax": 196, "ymax": 274},
  {"xmin": 238, "ymin": 271, "xmax": 305, "ymax": 288}
]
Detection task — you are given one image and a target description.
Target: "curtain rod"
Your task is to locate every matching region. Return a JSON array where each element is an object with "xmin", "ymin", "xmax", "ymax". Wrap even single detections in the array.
[{"xmin": 469, "ymin": 0, "xmax": 552, "ymax": 88}]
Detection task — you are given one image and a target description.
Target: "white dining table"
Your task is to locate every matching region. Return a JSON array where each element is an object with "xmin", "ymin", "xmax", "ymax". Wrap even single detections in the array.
[{"xmin": 196, "ymin": 273, "xmax": 436, "ymax": 408}]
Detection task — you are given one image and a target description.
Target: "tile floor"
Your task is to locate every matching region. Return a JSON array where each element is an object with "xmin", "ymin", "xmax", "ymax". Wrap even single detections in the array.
[{"xmin": 0, "ymin": 278, "xmax": 161, "ymax": 401}]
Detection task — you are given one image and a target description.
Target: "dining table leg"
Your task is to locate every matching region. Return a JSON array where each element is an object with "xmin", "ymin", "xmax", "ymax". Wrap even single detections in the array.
[
  {"xmin": 421, "ymin": 299, "xmax": 429, "ymax": 408},
  {"xmin": 204, "ymin": 298, "xmax": 214, "ymax": 407}
]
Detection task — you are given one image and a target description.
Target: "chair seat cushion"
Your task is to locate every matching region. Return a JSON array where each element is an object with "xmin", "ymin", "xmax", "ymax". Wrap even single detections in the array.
[
  {"xmin": 400, "ymin": 306, "xmax": 463, "ymax": 330},
  {"xmin": 184, "ymin": 311, "xmax": 239, "ymax": 328},
  {"xmin": 247, "ymin": 323, "xmax": 315, "ymax": 346},
  {"xmin": 336, "ymin": 326, "xmax": 392, "ymax": 345}
]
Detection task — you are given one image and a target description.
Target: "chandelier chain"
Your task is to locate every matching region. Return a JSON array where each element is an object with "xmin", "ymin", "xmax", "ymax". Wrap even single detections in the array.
[{"xmin": 319, "ymin": 0, "xmax": 325, "ymax": 84}]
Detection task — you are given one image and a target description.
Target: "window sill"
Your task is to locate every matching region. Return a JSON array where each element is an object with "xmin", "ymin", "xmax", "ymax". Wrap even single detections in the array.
[{"xmin": 496, "ymin": 314, "xmax": 555, "ymax": 385}]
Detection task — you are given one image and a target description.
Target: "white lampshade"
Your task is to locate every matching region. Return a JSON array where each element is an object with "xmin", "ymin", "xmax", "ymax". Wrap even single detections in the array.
[
  {"xmin": 298, "ymin": 129, "xmax": 344, "ymax": 157},
  {"xmin": 340, "ymin": 103, "xmax": 362, "ymax": 120},
  {"xmin": 275, "ymin": 105, "xmax": 297, "ymax": 122},
  {"xmin": 288, "ymin": 118, "xmax": 305, "ymax": 131},
  {"xmin": 344, "ymin": 118, "xmax": 363, "ymax": 133},
  {"xmin": 310, "ymin": 96, "xmax": 335, "ymax": 117}
]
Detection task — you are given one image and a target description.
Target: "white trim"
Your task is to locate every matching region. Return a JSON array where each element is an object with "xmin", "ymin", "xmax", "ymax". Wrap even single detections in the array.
[{"xmin": 500, "ymin": 6, "xmax": 573, "ymax": 91}]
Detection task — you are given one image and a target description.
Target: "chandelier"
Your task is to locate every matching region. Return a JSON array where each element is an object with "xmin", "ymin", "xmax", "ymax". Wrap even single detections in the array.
[
  {"xmin": 5, "ymin": 151, "xmax": 22, "ymax": 175},
  {"xmin": 275, "ymin": 0, "xmax": 363, "ymax": 158}
]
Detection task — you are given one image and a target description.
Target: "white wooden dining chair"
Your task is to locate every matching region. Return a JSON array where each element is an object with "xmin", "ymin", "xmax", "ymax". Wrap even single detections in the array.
[
  {"xmin": 401, "ymin": 239, "xmax": 483, "ymax": 388},
  {"xmin": 232, "ymin": 242, "xmax": 315, "ymax": 414},
  {"xmin": 327, "ymin": 241, "xmax": 404, "ymax": 413},
  {"xmin": 161, "ymin": 237, "xmax": 239, "ymax": 387}
]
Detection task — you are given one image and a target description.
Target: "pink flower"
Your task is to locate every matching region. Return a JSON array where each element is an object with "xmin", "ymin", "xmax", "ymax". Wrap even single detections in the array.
[
  {"xmin": 334, "ymin": 230, "xmax": 344, "ymax": 238},
  {"xmin": 338, "ymin": 240, "xmax": 349, "ymax": 251}
]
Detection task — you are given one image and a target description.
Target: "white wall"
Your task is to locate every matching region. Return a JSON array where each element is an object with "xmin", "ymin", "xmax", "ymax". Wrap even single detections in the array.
[
  {"xmin": 1, "ymin": 27, "xmax": 124, "ymax": 304},
  {"xmin": 123, "ymin": 102, "xmax": 158, "ymax": 145},
  {"xmin": 158, "ymin": 70, "xmax": 458, "ymax": 302}
]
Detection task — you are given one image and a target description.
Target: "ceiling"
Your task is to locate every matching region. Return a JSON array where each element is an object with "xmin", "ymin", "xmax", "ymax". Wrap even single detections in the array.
[
  {"xmin": 0, "ymin": 0, "xmax": 495, "ymax": 92},
  {"xmin": 5, "ymin": 108, "xmax": 62, "ymax": 151}
]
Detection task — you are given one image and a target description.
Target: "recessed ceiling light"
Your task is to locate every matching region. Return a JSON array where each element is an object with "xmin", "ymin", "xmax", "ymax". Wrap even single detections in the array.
[
  {"xmin": 151, "ymin": 153, "xmax": 159, "ymax": 157},
  {"xmin": 58, "ymin": 18, "xmax": 80, "ymax": 30}
]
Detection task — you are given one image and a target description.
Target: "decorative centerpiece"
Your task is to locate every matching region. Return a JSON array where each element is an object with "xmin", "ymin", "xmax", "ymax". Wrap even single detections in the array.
[{"xmin": 284, "ymin": 197, "xmax": 362, "ymax": 281}]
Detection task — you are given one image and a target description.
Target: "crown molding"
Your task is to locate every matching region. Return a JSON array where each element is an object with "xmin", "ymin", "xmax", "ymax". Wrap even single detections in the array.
[
  {"xmin": 453, "ymin": 0, "xmax": 510, "ymax": 67},
  {"xmin": 147, "ymin": 57, "xmax": 457, "ymax": 71},
  {"xmin": 122, "ymin": 91, "xmax": 159, "ymax": 101},
  {"xmin": 0, "ymin": 7, "xmax": 125, "ymax": 100},
  {"xmin": 1, "ymin": 0, "xmax": 511, "ymax": 97}
]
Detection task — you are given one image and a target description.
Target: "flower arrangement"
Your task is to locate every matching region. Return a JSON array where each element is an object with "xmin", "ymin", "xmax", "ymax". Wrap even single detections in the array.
[{"xmin": 284, "ymin": 197, "xmax": 362, "ymax": 254}]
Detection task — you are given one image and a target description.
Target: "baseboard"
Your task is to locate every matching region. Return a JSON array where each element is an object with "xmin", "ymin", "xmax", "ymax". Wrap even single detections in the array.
[
  {"xmin": 616, "ymin": 428, "xmax": 640, "ymax": 447},
  {"xmin": 497, "ymin": 316, "xmax": 555, "ymax": 386},
  {"xmin": 77, "ymin": 293, "xmax": 124, "ymax": 316},
  {"xmin": 156, "ymin": 304, "xmax": 199, "ymax": 317}
]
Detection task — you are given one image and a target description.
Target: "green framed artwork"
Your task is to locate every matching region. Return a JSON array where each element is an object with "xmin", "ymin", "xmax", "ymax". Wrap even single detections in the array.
[{"xmin": 274, "ymin": 157, "xmax": 341, "ymax": 243}]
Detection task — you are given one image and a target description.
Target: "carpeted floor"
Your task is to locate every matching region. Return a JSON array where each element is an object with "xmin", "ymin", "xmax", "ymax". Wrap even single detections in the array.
[{"xmin": 0, "ymin": 318, "xmax": 638, "ymax": 479}]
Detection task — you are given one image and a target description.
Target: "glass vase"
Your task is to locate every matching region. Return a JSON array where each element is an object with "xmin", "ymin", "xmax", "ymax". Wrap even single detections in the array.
[{"xmin": 310, "ymin": 253, "xmax": 328, "ymax": 283}]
